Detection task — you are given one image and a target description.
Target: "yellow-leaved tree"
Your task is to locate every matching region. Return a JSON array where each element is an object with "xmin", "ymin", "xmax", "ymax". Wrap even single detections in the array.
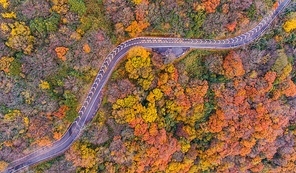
[
  {"xmin": 39, "ymin": 80, "xmax": 50, "ymax": 90},
  {"xmin": 65, "ymin": 142, "xmax": 98, "ymax": 170},
  {"xmin": 112, "ymin": 95, "xmax": 144, "ymax": 124},
  {"xmin": 125, "ymin": 46, "xmax": 154, "ymax": 90},
  {"xmin": 1, "ymin": 12, "xmax": 16, "ymax": 19},
  {"xmin": 283, "ymin": 19, "xmax": 296, "ymax": 32},
  {"xmin": 283, "ymin": 12, "xmax": 296, "ymax": 32},
  {"xmin": 1, "ymin": 22, "xmax": 35, "ymax": 54},
  {"xmin": 0, "ymin": 0, "xmax": 9, "ymax": 9},
  {"xmin": 0, "ymin": 56, "xmax": 14, "ymax": 73},
  {"xmin": 51, "ymin": 0, "xmax": 68, "ymax": 14},
  {"xmin": 132, "ymin": 0, "xmax": 142, "ymax": 5}
]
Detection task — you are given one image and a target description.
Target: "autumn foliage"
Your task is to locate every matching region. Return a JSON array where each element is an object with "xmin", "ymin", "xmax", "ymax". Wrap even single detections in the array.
[
  {"xmin": 1, "ymin": 12, "xmax": 16, "ymax": 19},
  {"xmin": 109, "ymin": 47, "xmax": 213, "ymax": 172},
  {"xmin": 127, "ymin": 118, "xmax": 181, "ymax": 172},
  {"xmin": 0, "ymin": 0, "xmax": 295, "ymax": 172},
  {"xmin": 83, "ymin": 43, "xmax": 91, "ymax": 53},
  {"xmin": 55, "ymin": 46, "xmax": 69, "ymax": 61},
  {"xmin": 202, "ymin": 0, "xmax": 221, "ymax": 13},
  {"xmin": 66, "ymin": 142, "xmax": 98, "ymax": 169},
  {"xmin": 223, "ymin": 51, "xmax": 245, "ymax": 79},
  {"xmin": 105, "ymin": 46, "xmax": 296, "ymax": 172},
  {"xmin": 281, "ymin": 79, "xmax": 296, "ymax": 97},
  {"xmin": 1, "ymin": 22, "xmax": 35, "ymax": 54},
  {"xmin": 283, "ymin": 18, "xmax": 296, "ymax": 33},
  {"xmin": 132, "ymin": 0, "xmax": 143, "ymax": 5},
  {"xmin": 199, "ymin": 71, "xmax": 295, "ymax": 172},
  {"xmin": 0, "ymin": 161, "xmax": 8, "ymax": 172},
  {"xmin": 39, "ymin": 80, "xmax": 50, "ymax": 90},
  {"xmin": 125, "ymin": 46, "xmax": 154, "ymax": 90},
  {"xmin": 51, "ymin": 0, "xmax": 68, "ymax": 14},
  {"xmin": 53, "ymin": 105, "xmax": 69, "ymax": 119},
  {"xmin": 0, "ymin": 0, "xmax": 9, "ymax": 8},
  {"xmin": 0, "ymin": 56, "xmax": 14, "ymax": 73},
  {"xmin": 225, "ymin": 21, "xmax": 237, "ymax": 32},
  {"xmin": 125, "ymin": 21, "xmax": 150, "ymax": 37}
]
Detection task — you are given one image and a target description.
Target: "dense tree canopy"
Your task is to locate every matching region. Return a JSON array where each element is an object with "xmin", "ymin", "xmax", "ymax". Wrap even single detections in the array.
[{"xmin": 0, "ymin": 0, "xmax": 295, "ymax": 172}]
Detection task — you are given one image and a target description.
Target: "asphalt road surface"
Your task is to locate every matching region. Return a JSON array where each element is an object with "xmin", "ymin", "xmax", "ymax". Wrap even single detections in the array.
[{"xmin": 4, "ymin": 0, "xmax": 292, "ymax": 172}]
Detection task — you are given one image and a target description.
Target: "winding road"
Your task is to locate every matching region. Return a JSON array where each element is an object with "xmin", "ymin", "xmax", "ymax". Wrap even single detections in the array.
[{"xmin": 4, "ymin": 0, "xmax": 292, "ymax": 172}]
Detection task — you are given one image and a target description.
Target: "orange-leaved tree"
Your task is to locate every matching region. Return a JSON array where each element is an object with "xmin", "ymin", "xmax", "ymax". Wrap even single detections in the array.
[
  {"xmin": 0, "ymin": 56, "xmax": 14, "ymax": 73},
  {"xmin": 55, "ymin": 46, "xmax": 69, "ymax": 61},
  {"xmin": 1, "ymin": 22, "xmax": 35, "ymax": 54},
  {"xmin": 223, "ymin": 51, "xmax": 245, "ymax": 79},
  {"xmin": 202, "ymin": 0, "xmax": 221, "ymax": 13},
  {"xmin": 125, "ymin": 21, "xmax": 150, "ymax": 37}
]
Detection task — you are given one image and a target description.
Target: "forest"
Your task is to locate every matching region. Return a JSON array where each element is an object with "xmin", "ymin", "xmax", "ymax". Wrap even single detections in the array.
[{"xmin": 0, "ymin": 0, "xmax": 296, "ymax": 172}]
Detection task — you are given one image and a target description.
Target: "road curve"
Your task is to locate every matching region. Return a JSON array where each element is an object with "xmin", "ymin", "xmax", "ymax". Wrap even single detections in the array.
[{"xmin": 4, "ymin": 0, "xmax": 291, "ymax": 172}]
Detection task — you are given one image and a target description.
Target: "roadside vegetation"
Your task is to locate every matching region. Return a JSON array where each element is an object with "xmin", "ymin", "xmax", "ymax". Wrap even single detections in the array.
[{"xmin": 0, "ymin": 0, "xmax": 295, "ymax": 172}]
